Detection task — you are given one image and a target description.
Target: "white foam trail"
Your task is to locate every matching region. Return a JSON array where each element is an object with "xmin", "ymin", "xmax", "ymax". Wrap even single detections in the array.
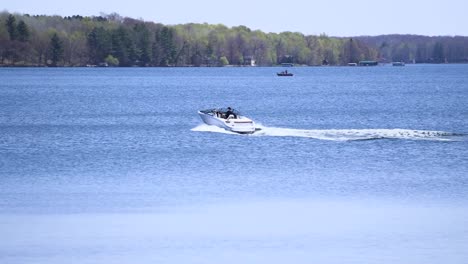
[
  {"xmin": 192, "ymin": 124, "xmax": 459, "ymax": 141},
  {"xmin": 191, "ymin": 124, "xmax": 237, "ymax": 135},
  {"xmin": 254, "ymin": 126, "xmax": 457, "ymax": 141}
]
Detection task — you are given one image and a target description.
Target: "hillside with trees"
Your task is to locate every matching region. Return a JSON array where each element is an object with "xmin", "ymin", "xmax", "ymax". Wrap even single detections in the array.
[{"xmin": 1, "ymin": 11, "xmax": 468, "ymax": 67}]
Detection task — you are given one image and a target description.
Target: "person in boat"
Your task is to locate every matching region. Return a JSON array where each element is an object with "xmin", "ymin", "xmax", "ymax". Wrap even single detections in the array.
[{"xmin": 225, "ymin": 107, "xmax": 237, "ymax": 119}]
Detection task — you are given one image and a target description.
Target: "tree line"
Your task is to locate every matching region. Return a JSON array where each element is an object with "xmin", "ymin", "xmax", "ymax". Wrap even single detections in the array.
[{"xmin": 1, "ymin": 11, "xmax": 468, "ymax": 67}]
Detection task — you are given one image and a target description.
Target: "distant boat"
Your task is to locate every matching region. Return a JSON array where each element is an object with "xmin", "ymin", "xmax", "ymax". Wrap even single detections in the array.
[
  {"xmin": 277, "ymin": 70, "xmax": 293, "ymax": 76},
  {"xmin": 358, "ymin": 61, "xmax": 378, "ymax": 66},
  {"xmin": 392, "ymin": 62, "xmax": 405, "ymax": 66}
]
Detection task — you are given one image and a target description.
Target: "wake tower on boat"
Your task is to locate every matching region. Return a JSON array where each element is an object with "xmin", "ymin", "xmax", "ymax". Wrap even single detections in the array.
[{"xmin": 198, "ymin": 107, "xmax": 257, "ymax": 134}]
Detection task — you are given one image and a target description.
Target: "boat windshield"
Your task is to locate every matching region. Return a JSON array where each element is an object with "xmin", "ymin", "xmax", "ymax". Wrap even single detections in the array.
[
  {"xmin": 217, "ymin": 107, "xmax": 241, "ymax": 116},
  {"xmin": 200, "ymin": 108, "xmax": 242, "ymax": 118}
]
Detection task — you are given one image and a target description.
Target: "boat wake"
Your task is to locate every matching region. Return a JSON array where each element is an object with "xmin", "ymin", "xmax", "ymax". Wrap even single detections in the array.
[
  {"xmin": 191, "ymin": 124, "xmax": 238, "ymax": 134},
  {"xmin": 192, "ymin": 124, "xmax": 462, "ymax": 141}
]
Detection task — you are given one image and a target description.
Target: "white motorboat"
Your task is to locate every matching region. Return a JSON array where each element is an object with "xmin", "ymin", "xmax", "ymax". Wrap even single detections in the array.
[{"xmin": 198, "ymin": 107, "xmax": 257, "ymax": 134}]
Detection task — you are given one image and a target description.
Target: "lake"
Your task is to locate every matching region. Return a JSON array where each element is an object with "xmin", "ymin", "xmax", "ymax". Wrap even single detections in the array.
[{"xmin": 1, "ymin": 65, "xmax": 467, "ymax": 264}]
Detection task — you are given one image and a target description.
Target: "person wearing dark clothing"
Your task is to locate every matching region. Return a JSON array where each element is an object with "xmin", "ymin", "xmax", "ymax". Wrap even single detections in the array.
[{"xmin": 225, "ymin": 107, "xmax": 236, "ymax": 119}]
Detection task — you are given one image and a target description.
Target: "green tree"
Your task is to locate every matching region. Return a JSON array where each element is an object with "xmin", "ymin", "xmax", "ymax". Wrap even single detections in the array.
[
  {"xmin": 416, "ymin": 43, "xmax": 428, "ymax": 63},
  {"xmin": 105, "ymin": 54, "xmax": 119, "ymax": 66},
  {"xmin": 152, "ymin": 29, "xmax": 163, "ymax": 66},
  {"xmin": 160, "ymin": 26, "xmax": 176, "ymax": 66},
  {"xmin": 219, "ymin": 56, "xmax": 229, "ymax": 66},
  {"xmin": 17, "ymin": 20, "xmax": 29, "ymax": 42},
  {"xmin": 432, "ymin": 42, "xmax": 445, "ymax": 63},
  {"xmin": 152, "ymin": 26, "xmax": 177, "ymax": 66},
  {"xmin": 49, "ymin": 33, "xmax": 64, "ymax": 66},
  {"xmin": 6, "ymin": 14, "xmax": 17, "ymax": 40},
  {"xmin": 343, "ymin": 38, "xmax": 360, "ymax": 64},
  {"xmin": 87, "ymin": 27, "xmax": 111, "ymax": 65},
  {"xmin": 111, "ymin": 26, "xmax": 131, "ymax": 66},
  {"xmin": 133, "ymin": 23, "xmax": 152, "ymax": 66}
]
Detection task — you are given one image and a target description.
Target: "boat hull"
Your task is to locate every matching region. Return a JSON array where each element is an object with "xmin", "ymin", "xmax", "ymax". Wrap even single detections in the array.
[{"xmin": 198, "ymin": 111, "xmax": 256, "ymax": 134}]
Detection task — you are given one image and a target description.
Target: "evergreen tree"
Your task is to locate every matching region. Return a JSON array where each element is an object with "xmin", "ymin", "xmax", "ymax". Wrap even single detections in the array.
[
  {"xmin": 133, "ymin": 23, "xmax": 152, "ymax": 66},
  {"xmin": 87, "ymin": 27, "xmax": 100, "ymax": 63},
  {"xmin": 49, "ymin": 33, "xmax": 64, "ymax": 66},
  {"xmin": 344, "ymin": 38, "xmax": 360, "ymax": 64},
  {"xmin": 416, "ymin": 43, "xmax": 428, "ymax": 63},
  {"xmin": 159, "ymin": 26, "xmax": 176, "ymax": 66},
  {"xmin": 6, "ymin": 14, "xmax": 17, "ymax": 40},
  {"xmin": 87, "ymin": 27, "xmax": 111, "ymax": 64},
  {"xmin": 152, "ymin": 29, "xmax": 163, "ymax": 66},
  {"xmin": 111, "ymin": 26, "xmax": 134, "ymax": 66},
  {"xmin": 17, "ymin": 20, "xmax": 29, "ymax": 42},
  {"xmin": 432, "ymin": 42, "xmax": 445, "ymax": 63}
]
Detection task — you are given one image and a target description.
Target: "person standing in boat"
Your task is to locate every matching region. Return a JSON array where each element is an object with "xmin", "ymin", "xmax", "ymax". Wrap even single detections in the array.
[{"xmin": 225, "ymin": 107, "xmax": 237, "ymax": 119}]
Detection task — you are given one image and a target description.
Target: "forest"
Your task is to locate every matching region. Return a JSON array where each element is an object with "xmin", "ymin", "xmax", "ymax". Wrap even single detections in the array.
[{"xmin": 1, "ymin": 11, "xmax": 468, "ymax": 67}]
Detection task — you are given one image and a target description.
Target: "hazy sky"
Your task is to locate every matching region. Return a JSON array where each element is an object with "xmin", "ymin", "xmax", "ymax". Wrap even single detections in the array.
[{"xmin": 3, "ymin": 0, "xmax": 467, "ymax": 36}]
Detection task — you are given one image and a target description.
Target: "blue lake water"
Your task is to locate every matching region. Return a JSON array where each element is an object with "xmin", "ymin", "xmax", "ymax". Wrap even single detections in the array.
[{"xmin": 1, "ymin": 65, "xmax": 467, "ymax": 264}]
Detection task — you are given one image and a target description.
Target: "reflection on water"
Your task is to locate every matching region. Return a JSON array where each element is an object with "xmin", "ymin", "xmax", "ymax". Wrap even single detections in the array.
[
  {"xmin": 1, "ymin": 66, "xmax": 468, "ymax": 264},
  {"xmin": 2, "ymin": 198, "xmax": 467, "ymax": 264}
]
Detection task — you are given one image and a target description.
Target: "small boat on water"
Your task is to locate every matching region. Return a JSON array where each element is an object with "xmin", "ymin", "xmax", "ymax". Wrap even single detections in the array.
[
  {"xmin": 392, "ymin": 61, "xmax": 405, "ymax": 66},
  {"xmin": 277, "ymin": 70, "xmax": 293, "ymax": 76},
  {"xmin": 198, "ymin": 107, "xmax": 257, "ymax": 134}
]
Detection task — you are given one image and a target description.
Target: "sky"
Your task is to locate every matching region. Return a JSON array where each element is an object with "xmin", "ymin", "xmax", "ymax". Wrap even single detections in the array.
[{"xmin": 3, "ymin": 0, "xmax": 468, "ymax": 36}]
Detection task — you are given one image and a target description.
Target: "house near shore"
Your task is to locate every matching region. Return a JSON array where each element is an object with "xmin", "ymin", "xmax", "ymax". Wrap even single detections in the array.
[{"xmin": 243, "ymin": 56, "xmax": 256, "ymax": 66}]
